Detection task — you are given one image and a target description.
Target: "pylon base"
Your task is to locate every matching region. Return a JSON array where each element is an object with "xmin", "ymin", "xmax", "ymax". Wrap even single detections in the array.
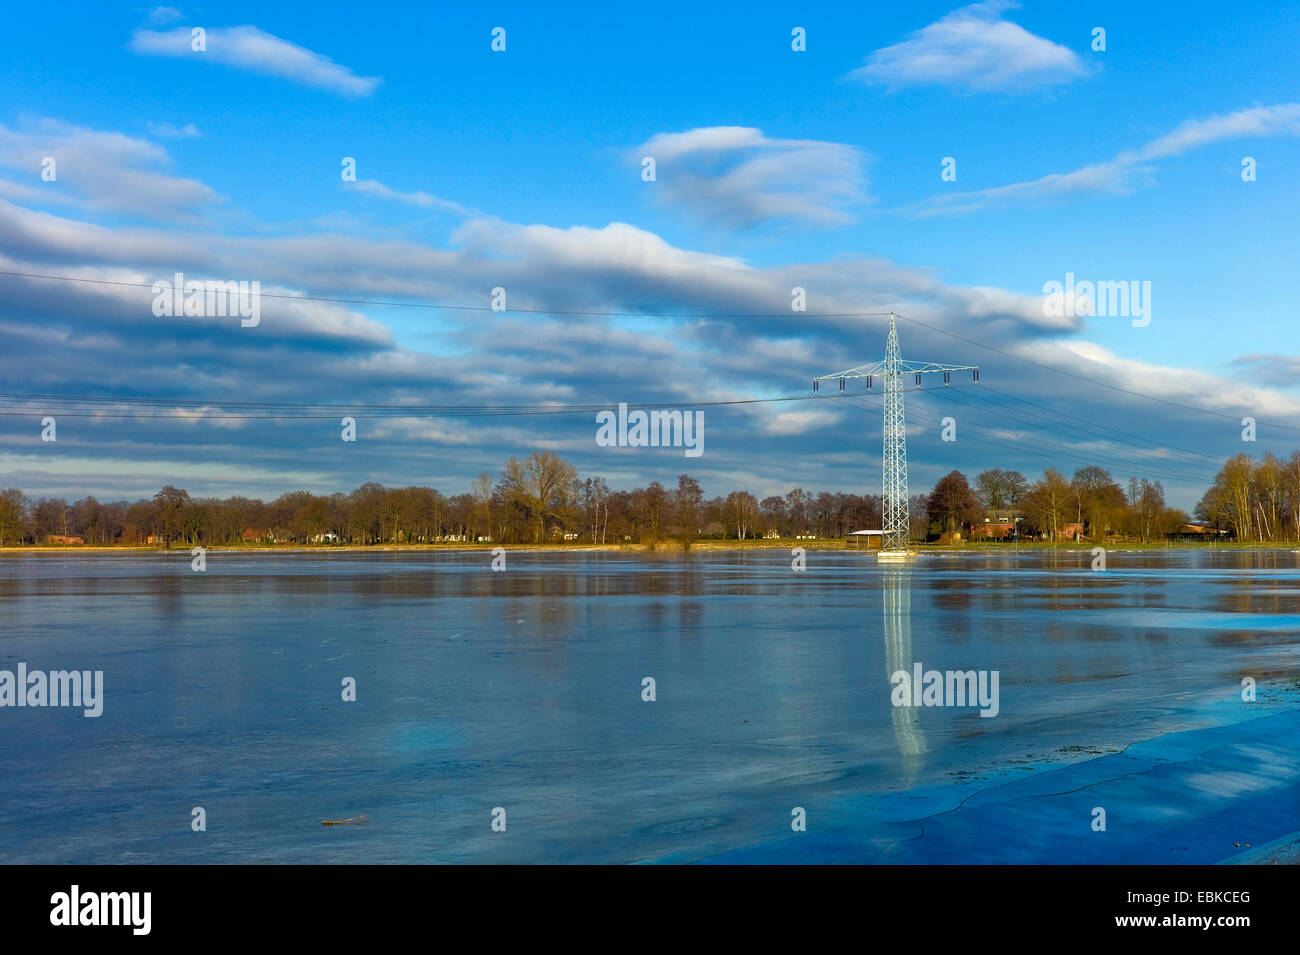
[{"xmin": 877, "ymin": 550, "xmax": 917, "ymax": 561}]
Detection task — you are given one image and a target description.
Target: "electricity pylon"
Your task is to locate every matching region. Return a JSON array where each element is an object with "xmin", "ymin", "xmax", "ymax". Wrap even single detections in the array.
[{"xmin": 814, "ymin": 313, "xmax": 979, "ymax": 558}]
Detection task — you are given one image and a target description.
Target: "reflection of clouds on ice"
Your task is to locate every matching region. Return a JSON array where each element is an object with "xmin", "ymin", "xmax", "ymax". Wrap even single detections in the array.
[
  {"xmin": 1185, "ymin": 749, "xmax": 1295, "ymax": 800},
  {"xmin": 883, "ymin": 569, "xmax": 926, "ymax": 781}
]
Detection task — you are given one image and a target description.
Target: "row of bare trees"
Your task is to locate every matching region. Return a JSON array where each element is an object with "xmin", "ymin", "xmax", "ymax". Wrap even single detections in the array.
[
  {"xmin": 0, "ymin": 451, "xmax": 881, "ymax": 546},
  {"xmin": 921, "ymin": 466, "xmax": 1189, "ymax": 542},
  {"xmin": 3, "ymin": 450, "xmax": 1293, "ymax": 547},
  {"xmin": 1195, "ymin": 451, "xmax": 1300, "ymax": 542}
]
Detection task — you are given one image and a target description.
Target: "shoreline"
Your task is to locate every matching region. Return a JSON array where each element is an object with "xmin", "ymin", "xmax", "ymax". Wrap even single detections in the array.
[{"xmin": 3, "ymin": 540, "xmax": 1299, "ymax": 556}]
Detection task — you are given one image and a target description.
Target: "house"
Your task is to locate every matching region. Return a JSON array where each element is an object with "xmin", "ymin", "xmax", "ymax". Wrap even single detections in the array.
[
  {"xmin": 976, "ymin": 519, "xmax": 1017, "ymax": 540},
  {"xmin": 45, "ymin": 535, "xmax": 84, "ymax": 545},
  {"xmin": 242, "ymin": 528, "xmax": 273, "ymax": 542},
  {"xmin": 311, "ymin": 532, "xmax": 340, "ymax": 543},
  {"xmin": 1170, "ymin": 522, "xmax": 1230, "ymax": 541},
  {"xmin": 763, "ymin": 528, "xmax": 781, "ymax": 539},
  {"xmin": 1061, "ymin": 523, "xmax": 1084, "ymax": 541},
  {"xmin": 846, "ymin": 529, "xmax": 883, "ymax": 549}
]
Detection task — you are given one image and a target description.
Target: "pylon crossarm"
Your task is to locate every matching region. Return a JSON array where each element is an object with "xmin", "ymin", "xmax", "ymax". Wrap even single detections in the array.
[
  {"xmin": 813, "ymin": 361, "xmax": 886, "ymax": 381},
  {"xmin": 812, "ymin": 360, "xmax": 977, "ymax": 382},
  {"xmin": 896, "ymin": 361, "xmax": 978, "ymax": 375}
]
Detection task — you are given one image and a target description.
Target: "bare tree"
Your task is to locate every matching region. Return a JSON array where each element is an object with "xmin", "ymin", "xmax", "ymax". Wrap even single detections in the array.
[
  {"xmin": 499, "ymin": 452, "xmax": 578, "ymax": 543},
  {"xmin": 1025, "ymin": 469, "xmax": 1071, "ymax": 540},
  {"xmin": 725, "ymin": 491, "xmax": 758, "ymax": 539}
]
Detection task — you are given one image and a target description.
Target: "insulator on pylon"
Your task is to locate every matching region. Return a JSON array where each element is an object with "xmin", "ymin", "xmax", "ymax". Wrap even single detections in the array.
[
  {"xmin": 974, "ymin": 369, "xmax": 980, "ymax": 382},
  {"xmin": 915, "ymin": 373, "xmax": 921, "ymax": 386},
  {"xmin": 813, "ymin": 380, "xmax": 818, "ymax": 392},
  {"xmin": 866, "ymin": 375, "xmax": 872, "ymax": 389},
  {"xmin": 944, "ymin": 371, "xmax": 950, "ymax": 384},
  {"xmin": 839, "ymin": 378, "xmax": 845, "ymax": 391}
]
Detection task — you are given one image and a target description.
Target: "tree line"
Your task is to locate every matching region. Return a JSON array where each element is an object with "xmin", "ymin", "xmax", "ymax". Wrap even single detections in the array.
[
  {"xmin": 0, "ymin": 451, "xmax": 879, "ymax": 547},
  {"xmin": 921, "ymin": 452, "xmax": 1300, "ymax": 542},
  {"xmin": 1194, "ymin": 451, "xmax": 1300, "ymax": 542},
  {"xmin": 921, "ymin": 466, "xmax": 1189, "ymax": 542},
  {"xmin": 2, "ymin": 450, "xmax": 1295, "ymax": 547}
]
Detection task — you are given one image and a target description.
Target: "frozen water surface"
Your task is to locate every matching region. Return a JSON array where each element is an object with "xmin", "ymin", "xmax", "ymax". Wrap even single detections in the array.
[{"xmin": 0, "ymin": 549, "xmax": 1296, "ymax": 863}]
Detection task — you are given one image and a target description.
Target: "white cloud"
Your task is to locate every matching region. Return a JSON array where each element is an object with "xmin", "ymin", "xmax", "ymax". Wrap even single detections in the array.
[
  {"xmin": 146, "ymin": 7, "xmax": 184, "ymax": 26},
  {"xmin": 1028, "ymin": 339, "xmax": 1300, "ymax": 419},
  {"xmin": 1230, "ymin": 354, "xmax": 1300, "ymax": 388},
  {"xmin": 1137, "ymin": 103, "xmax": 1300, "ymax": 160},
  {"xmin": 0, "ymin": 178, "xmax": 52, "ymax": 204},
  {"xmin": 0, "ymin": 453, "xmax": 328, "ymax": 491},
  {"xmin": 634, "ymin": 126, "xmax": 866, "ymax": 229},
  {"xmin": 850, "ymin": 1, "xmax": 1086, "ymax": 93},
  {"xmin": 761, "ymin": 408, "xmax": 844, "ymax": 436},
  {"xmin": 910, "ymin": 102, "xmax": 1300, "ymax": 216},
  {"xmin": 0, "ymin": 119, "xmax": 218, "ymax": 220},
  {"xmin": 0, "ymin": 194, "xmax": 1069, "ymax": 337},
  {"xmin": 130, "ymin": 25, "xmax": 381, "ymax": 97},
  {"xmin": 147, "ymin": 121, "xmax": 202, "ymax": 139},
  {"xmin": 350, "ymin": 179, "xmax": 468, "ymax": 215}
]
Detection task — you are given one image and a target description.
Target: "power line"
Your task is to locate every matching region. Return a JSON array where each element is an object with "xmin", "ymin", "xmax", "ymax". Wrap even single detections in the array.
[
  {"xmin": 935, "ymin": 387, "xmax": 1222, "ymax": 478},
  {"xmin": 898, "ymin": 392, "xmax": 1217, "ymax": 484},
  {"xmin": 4, "ymin": 266, "xmax": 1294, "ymax": 433},
  {"xmin": 904, "ymin": 391, "xmax": 1209, "ymax": 480},
  {"xmin": 885, "ymin": 310, "xmax": 1300, "ymax": 436},
  {"xmin": 968, "ymin": 383, "xmax": 1228, "ymax": 466},
  {"xmin": 834, "ymin": 393, "xmax": 1212, "ymax": 487}
]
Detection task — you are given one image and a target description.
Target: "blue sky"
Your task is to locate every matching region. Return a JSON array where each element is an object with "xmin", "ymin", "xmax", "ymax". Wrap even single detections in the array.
[{"xmin": 1, "ymin": 1, "xmax": 1298, "ymax": 508}]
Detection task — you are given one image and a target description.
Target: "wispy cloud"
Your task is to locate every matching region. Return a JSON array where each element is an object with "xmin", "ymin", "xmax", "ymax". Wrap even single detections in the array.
[
  {"xmin": 850, "ymin": 1, "xmax": 1086, "ymax": 93},
  {"xmin": 1231, "ymin": 354, "xmax": 1300, "ymax": 388},
  {"xmin": 350, "ymin": 179, "xmax": 469, "ymax": 215},
  {"xmin": 147, "ymin": 121, "xmax": 201, "ymax": 139},
  {"xmin": 145, "ymin": 7, "xmax": 184, "ymax": 26},
  {"xmin": 1138, "ymin": 103, "xmax": 1300, "ymax": 159},
  {"xmin": 633, "ymin": 126, "xmax": 866, "ymax": 229},
  {"xmin": 0, "ymin": 119, "xmax": 218, "ymax": 220},
  {"xmin": 910, "ymin": 103, "xmax": 1300, "ymax": 216},
  {"xmin": 130, "ymin": 25, "xmax": 381, "ymax": 97}
]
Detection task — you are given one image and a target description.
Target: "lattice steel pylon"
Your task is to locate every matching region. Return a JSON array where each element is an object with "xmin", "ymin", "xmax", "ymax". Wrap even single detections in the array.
[
  {"xmin": 813, "ymin": 313, "xmax": 980, "ymax": 558},
  {"xmin": 881, "ymin": 315, "xmax": 909, "ymax": 553}
]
